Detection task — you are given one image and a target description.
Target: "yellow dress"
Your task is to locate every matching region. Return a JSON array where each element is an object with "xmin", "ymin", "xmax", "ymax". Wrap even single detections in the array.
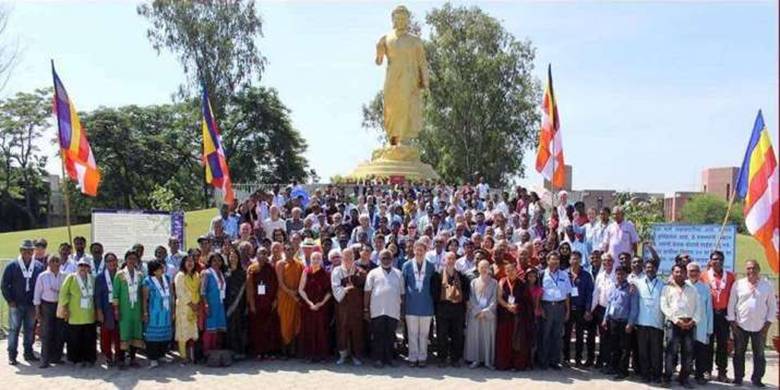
[{"xmin": 174, "ymin": 271, "xmax": 200, "ymax": 344}]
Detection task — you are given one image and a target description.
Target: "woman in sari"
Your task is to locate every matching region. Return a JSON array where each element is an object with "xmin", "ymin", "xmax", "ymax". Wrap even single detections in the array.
[
  {"xmin": 174, "ymin": 255, "xmax": 200, "ymax": 363},
  {"xmin": 495, "ymin": 262, "xmax": 533, "ymax": 370},
  {"xmin": 464, "ymin": 260, "xmax": 497, "ymax": 369},
  {"xmin": 298, "ymin": 252, "xmax": 332, "ymax": 363},
  {"xmin": 201, "ymin": 253, "xmax": 227, "ymax": 355},
  {"xmin": 142, "ymin": 260, "xmax": 173, "ymax": 368},
  {"xmin": 246, "ymin": 246, "xmax": 280, "ymax": 359},
  {"xmin": 275, "ymin": 243, "xmax": 303, "ymax": 358},
  {"xmin": 224, "ymin": 246, "xmax": 247, "ymax": 359}
]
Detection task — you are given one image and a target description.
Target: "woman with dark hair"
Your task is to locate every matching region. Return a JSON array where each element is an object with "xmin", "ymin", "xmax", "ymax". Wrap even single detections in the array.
[
  {"xmin": 113, "ymin": 250, "xmax": 144, "ymax": 368},
  {"xmin": 201, "ymin": 253, "xmax": 227, "ymax": 355},
  {"xmin": 224, "ymin": 246, "xmax": 248, "ymax": 360},
  {"xmin": 446, "ymin": 237, "xmax": 460, "ymax": 255},
  {"xmin": 142, "ymin": 259, "xmax": 173, "ymax": 368},
  {"xmin": 558, "ymin": 242, "xmax": 572, "ymax": 270},
  {"xmin": 272, "ymin": 228, "xmax": 287, "ymax": 244},
  {"xmin": 95, "ymin": 252, "xmax": 120, "ymax": 367},
  {"xmin": 525, "ymin": 268, "xmax": 543, "ymax": 368},
  {"xmin": 174, "ymin": 255, "xmax": 200, "ymax": 363}
]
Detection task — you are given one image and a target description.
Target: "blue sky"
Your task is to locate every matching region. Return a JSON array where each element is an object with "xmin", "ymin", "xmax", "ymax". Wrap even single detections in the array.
[{"xmin": 3, "ymin": 1, "xmax": 778, "ymax": 194}]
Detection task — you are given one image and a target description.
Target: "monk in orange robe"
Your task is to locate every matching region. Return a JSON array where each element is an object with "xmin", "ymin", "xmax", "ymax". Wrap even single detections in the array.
[{"xmin": 275, "ymin": 243, "xmax": 304, "ymax": 358}]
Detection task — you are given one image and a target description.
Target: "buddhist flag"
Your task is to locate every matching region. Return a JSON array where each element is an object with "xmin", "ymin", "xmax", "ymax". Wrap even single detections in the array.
[
  {"xmin": 535, "ymin": 64, "xmax": 565, "ymax": 188},
  {"xmin": 735, "ymin": 110, "xmax": 779, "ymax": 273},
  {"xmin": 201, "ymin": 85, "xmax": 235, "ymax": 206},
  {"xmin": 51, "ymin": 62, "xmax": 100, "ymax": 196}
]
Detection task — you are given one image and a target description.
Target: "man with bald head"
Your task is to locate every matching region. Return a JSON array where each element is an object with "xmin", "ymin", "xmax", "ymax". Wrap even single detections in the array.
[
  {"xmin": 332, "ymin": 248, "xmax": 366, "ymax": 365},
  {"xmin": 601, "ymin": 206, "xmax": 639, "ymax": 260},
  {"xmin": 364, "ymin": 249, "xmax": 404, "ymax": 368},
  {"xmin": 727, "ymin": 260, "xmax": 777, "ymax": 387}
]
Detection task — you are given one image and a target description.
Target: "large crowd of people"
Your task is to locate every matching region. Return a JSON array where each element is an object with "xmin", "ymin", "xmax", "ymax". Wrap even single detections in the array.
[{"xmin": 1, "ymin": 182, "xmax": 776, "ymax": 388}]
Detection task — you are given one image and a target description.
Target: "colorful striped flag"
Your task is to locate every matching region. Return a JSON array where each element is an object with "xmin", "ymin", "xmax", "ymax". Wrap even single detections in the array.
[
  {"xmin": 535, "ymin": 64, "xmax": 565, "ymax": 188},
  {"xmin": 201, "ymin": 85, "xmax": 235, "ymax": 206},
  {"xmin": 735, "ymin": 110, "xmax": 779, "ymax": 273},
  {"xmin": 52, "ymin": 62, "xmax": 100, "ymax": 196}
]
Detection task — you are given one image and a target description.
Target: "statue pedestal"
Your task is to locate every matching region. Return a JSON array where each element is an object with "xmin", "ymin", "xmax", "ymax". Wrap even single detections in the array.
[{"xmin": 347, "ymin": 144, "xmax": 440, "ymax": 182}]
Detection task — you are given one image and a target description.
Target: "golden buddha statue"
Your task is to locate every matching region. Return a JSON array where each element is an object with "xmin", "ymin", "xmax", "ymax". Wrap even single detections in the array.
[{"xmin": 346, "ymin": 5, "xmax": 439, "ymax": 182}]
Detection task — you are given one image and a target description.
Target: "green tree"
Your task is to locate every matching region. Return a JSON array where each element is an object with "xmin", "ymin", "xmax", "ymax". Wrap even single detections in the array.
[
  {"xmin": 77, "ymin": 103, "xmax": 203, "ymax": 212},
  {"xmin": 223, "ymin": 86, "xmax": 308, "ymax": 183},
  {"xmin": 137, "ymin": 0, "xmax": 265, "ymax": 120},
  {"xmin": 680, "ymin": 193, "xmax": 745, "ymax": 232},
  {"xmin": 361, "ymin": 4, "xmax": 540, "ymax": 185},
  {"xmin": 0, "ymin": 88, "xmax": 51, "ymax": 229},
  {"xmin": 615, "ymin": 192, "xmax": 666, "ymax": 241}
]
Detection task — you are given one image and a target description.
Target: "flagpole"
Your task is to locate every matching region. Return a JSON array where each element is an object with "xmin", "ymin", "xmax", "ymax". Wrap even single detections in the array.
[
  {"xmin": 713, "ymin": 188, "xmax": 737, "ymax": 251},
  {"xmin": 52, "ymin": 60, "xmax": 72, "ymax": 244},
  {"xmin": 59, "ymin": 150, "xmax": 73, "ymax": 245}
]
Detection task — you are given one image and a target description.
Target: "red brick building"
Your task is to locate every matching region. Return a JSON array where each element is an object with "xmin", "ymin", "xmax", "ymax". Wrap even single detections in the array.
[{"xmin": 701, "ymin": 167, "xmax": 739, "ymax": 200}]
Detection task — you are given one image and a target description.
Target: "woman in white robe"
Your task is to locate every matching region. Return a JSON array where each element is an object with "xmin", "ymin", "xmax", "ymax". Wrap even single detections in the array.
[{"xmin": 465, "ymin": 260, "xmax": 498, "ymax": 369}]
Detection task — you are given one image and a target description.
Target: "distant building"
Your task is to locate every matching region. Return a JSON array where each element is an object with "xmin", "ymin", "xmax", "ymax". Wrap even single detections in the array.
[
  {"xmin": 664, "ymin": 191, "xmax": 701, "ymax": 222},
  {"xmin": 543, "ymin": 164, "xmax": 573, "ymax": 192},
  {"xmin": 701, "ymin": 167, "xmax": 739, "ymax": 201},
  {"xmin": 44, "ymin": 174, "xmax": 66, "ymax": 227}
]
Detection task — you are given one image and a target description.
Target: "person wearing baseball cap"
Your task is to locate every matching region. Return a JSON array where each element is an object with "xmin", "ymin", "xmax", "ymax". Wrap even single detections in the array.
[{"xmin": 2, "ymin": 239, "xmax": 45, "ymax": 364}]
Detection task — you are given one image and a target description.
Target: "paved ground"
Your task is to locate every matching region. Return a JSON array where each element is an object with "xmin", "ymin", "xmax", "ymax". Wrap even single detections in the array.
[{"xmin": 0, "ymin": 341, "xmax": 777, "ymax": 390}]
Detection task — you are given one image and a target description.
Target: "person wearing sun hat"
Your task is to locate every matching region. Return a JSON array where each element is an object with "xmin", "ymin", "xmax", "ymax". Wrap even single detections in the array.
[
  {"xmin": 57, "ymin": 257, "xmax": 97, "ymax": 366},
  {"xmin": 2, "ymin": 239, "xmax": 44, "ymax": 365}
]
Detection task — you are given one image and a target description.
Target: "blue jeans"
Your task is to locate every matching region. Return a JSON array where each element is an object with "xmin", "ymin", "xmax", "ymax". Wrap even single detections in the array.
[{"xmin": 7, "ymin": 305, "xmax": 36, "ymax": 359}]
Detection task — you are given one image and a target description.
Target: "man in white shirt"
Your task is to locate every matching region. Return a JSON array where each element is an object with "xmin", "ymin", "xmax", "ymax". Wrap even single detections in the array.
[
  {"xmin": 263, "ymin": 206, "xmax": 286, "ymax": 240},
  {"xmin": 660, "ymin": 263, "xmax": 701, "ymax": 388},
  {"xmin": 590, "ymin": 252, "xmax": 616, "ymax": 370},
  {"xmin": 601, "ymin": 206, "xmax": 639, "ymax": 260},
  {"xmin": 586, "ymin": 208, "xmax": 610, "ymax": 256},
  {"xmin": 425, "ymin": 235, "xmax": 447, "ymax": 272},
  {"xmin": 726, "ymin": 260, "xmax": 777, "ymax": 387},
  {"xmin": 476, "ymin": 177, "xmax": 489, "ymax": 201}
]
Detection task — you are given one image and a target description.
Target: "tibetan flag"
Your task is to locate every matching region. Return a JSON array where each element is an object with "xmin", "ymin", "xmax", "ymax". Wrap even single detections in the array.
[
  {"xmin": 735, "ymin": 110, "xmax": 779, "ymax": 273},
  {"xmin": 201, "ymin": 86, "xmax": 235, "ymax": 206},
  {"xmin": 535, "ymin": 64, "xmax": 565, "ymax": 188},
  {"xmin": 52, "ymin": 62, "xmax": 100, "ymax": 196}
]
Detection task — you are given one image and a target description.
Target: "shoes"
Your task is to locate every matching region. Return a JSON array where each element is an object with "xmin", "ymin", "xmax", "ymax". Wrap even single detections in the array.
[
  {"xmin": 613, "ymin": 374, "xmax": 628, "ymax": 381},
  {"xmin": 583, "ymin": 360, "xmax": 594, "ymax": 368},
  {"xmin": 408, "ymin": 360, "xmax": 417, "ymax": 368},
  {"xmin": 549, "ymin": 364, "xmax": 562, "ymax": 370},
  {"xmin": 336, "ymin": 356, "xmax": 347, "ymax": 365},
  {"xmin": 752, "ymin": 381, "xmax": 766, "ymax": 388},
  {"xmin": 716, "ymin": 373, "xmax": 731, "ymax": 383},
  {"xmin": 733, "ymin": 379, "xmax": 744, "ymax": 386},
  {"xmin": 39, "ymin": 363, "xmax": 50, "ymax": 369},
  {"xmin": 352, "ymin": 358, "xmax": 363, "ymax": 366},
  {"xmin": 387, "ymin": 360, "xmax": 398, "ymax": 368},
  {"xmin": 451, "ymin": 361, "xmax": 461, "ymax": 368},
  {"xmin": 24, "ymin": 354, "xmax": 39, "ymax": 362},
  {"xmin": 660, "ymin": 379, "xmax": 672, "ymax": 388},
  {"xmin": 8, "ymin": 358, "xmax": 17, "ymax": 366},
  {"xmin": 417, "ymin": 361, "xmax": 426, "ymax": 368},
  {"xmin": 696, "ymin": 377, "xmax": 707, "ymax": 385},
  {"xmin": 561, "ymin": 361, "xmax": 571, "ymax": 368},
  {"xmin": 148, "ymin": 360, "xmax": 159, "ymax": 369},
  {"xmin": 373, "ymin": 360, "xmax": 384, "ymax": 369},
  {"xmin": 680, "ymin": 380, "xmax": 694, "ymax": 389},
  {"xmin": 469, "ymin": 361, "xmax": 480, "ymax": 369},
  {"xmin": 485, "ymin": 364, "xmax": 495, "ymax": 370}
]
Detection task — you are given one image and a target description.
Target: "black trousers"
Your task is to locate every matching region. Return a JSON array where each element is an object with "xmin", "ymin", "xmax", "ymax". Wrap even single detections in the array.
[
  {"xmin": 733, "ymin": 326, "xmax": 767, "ymax": 384},
  {"xmin": 637, "ymin": 325, "xmax": 663, "ymax": 380},
  {"xmin": 540, "ymin": 301, "xmax": 566, "ymax": 367},
  {"xmin": 435, "ymin": 302, "xmax": 465, "ymax": 362},
  {"xmin": 592, "ymin": 305, "xmax": 608, "ymax": 366},
  {"xmin": 39, "ymin": 301, "xmax": 65, "ymax": 364},
  {"xmin": 146, "ymin": 341, "xmax": 168, "ymax": 361},
  {"xmin": 709, "ymin": 310, "xmax": 729, "ymax": 375},
  {"xmin": 562, "ymin": 307, "xmax": 594, "ymax": 364},
  {"xmin": 694, "ymin": 341, "xmax": 709, "ymax": 379},
  {"xmin": 371, "ymin": 315, "xmax": 398, "ymax": 364},
  {"xmin": 67, "ymin": 323, "xmax": 97, "ymax": 364},
  {"xmin": 664, "ymin": 322, "xmax": 694, "ymax": 383},
  {"xmin": 607, "ymin": 319, "xmax": 631, "ymax": 375}
]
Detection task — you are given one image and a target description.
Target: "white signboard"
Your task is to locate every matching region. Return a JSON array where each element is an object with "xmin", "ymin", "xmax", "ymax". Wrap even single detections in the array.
[
  {"xmin": 91, "ymin": 209, "xmax": 183, "ymax": 261},
  {"xmin": 649, "ymin": 223, "xmax": 736, "ymax": 273}
]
